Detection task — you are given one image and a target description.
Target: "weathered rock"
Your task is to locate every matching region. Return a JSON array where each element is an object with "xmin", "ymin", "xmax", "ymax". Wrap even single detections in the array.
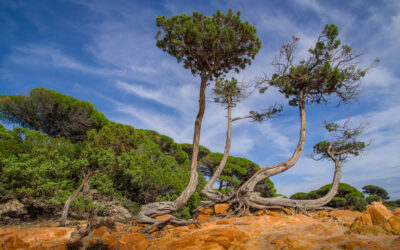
[
  {"xmin": 351, "ymin": 213, "xmax": 373, "ymax": 228},
  {"xmin": 350, "ymin": 202, "xmax": 399, "ymax": 235},
  {"xmin": 198, "ymin": 207, "xmax": 213, "ymax": 215},
  {"xmin": 214, "ymin": 203, "xmax": 230, "ymax": 215},
  {"xmin": 155, "ymin": 214, "xmax": 173, "ymax": 220},
  {"xmin": 367, "ymin": 202, "xmax": 393, "ymax": 225},
  {"xmin": 197, "ymin": 214, "xmax": 213, "ymax": 222},
  {"xmin": 91, "ymin": 225, "xmax": 108, "ymax": 237},
  {"xmin": 0, "ymin": 227, "xmax": 75, "ymax": 249},
  {"xmin": 392, "ymin": 208, "xmax": 400, "ymax": 216},
  {"xmin": 329, "ymin": 209, "xmax": 361, "ymax": 227},
  {"xmin": 0, "ymin": 199, "xmax": 28, "ymax": 223},
  {"xmin": 388, "ymin": 215, "xmax": 400, "ymax": 234}
]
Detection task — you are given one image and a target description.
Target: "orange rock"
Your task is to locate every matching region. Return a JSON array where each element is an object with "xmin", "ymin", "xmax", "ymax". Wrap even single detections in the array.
[
  {"xmin": 216, "ymin": 218, "xmax": 236, "ymax": 225},
  {"xmin": 91, "ymin": 226, "xmax": 108, "ymax": 237},
  {"xmin": 392, "ymin": 208, "xmax": 400, "ymax": 216},
  {"xmin": 351, "ymin": 213, "xmax": 373, "ymax": 228},
  {"xmin": 389, "ymin": 215, "xmax": 400, "ymax": 233},
  {"xmin": 214, "ymin": 203, "xmax": 230, "ymax": 214},
  {"xmin": 329, "ymin": 210, "xmax": 361, "ymax": 226},
  {"xmin": 102, "ymin": 233, "xmax": 119, "ymax": 248},
  {"xmin": 155, "ymin": 214, "xmax": 173, "ymax": 220},
  {"xmin": 339, "ymin": 238, "xmax": 366, "ymax": 249},
  {"xmin": 254, "ymin": 210, "xmax": 264, "ymax": 216},
  {"xmin": 197, "ymin": 214, "xmax": 213, "ymax": 222},
  {"xmin": 265, "ymin": 210, "xmax": 280, "ymax": 217},
  {"xmin": 120, "ymin": 232, "xmax": 146, "ymax": 244},
  {"xmin": 131, "ymin": 226, "xmax": 142, "ymax": 233},
  {"xmin": 366, "ymin": 202, "xmax": 393, "ymax": 225},
  {"xmin": 198, "ymin": 207, "xmax": 214, "ymax": 215},
  {"xmin": 326, "ymin": 235, "xmax": 347, "ymax": 243},
  {"xmin": 0, "ymin": 234, "xmax": 30, "ymax": 249}
]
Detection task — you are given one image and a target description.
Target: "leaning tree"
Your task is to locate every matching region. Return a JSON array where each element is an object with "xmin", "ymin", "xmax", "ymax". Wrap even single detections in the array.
[
  {"xmin": 201, "ymin": 77, "xmax": 281, "ymax": 205},
  {"xmin": 134, "ymin": 9, "xmax": 261, "ymax": 229},
  {"xmin": 222, "ymin": 24, "xmax": 377, "ymax": 215}
]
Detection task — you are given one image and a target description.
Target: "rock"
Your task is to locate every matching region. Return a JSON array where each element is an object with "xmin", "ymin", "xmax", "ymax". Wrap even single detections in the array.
[
  {"xmin": 106, "ymin": 203, "xmax": 132, "ymax": 222},
  {"xmin": 91, "ymin": 225, "xmax": 108, "ymax": 237},
  {"xmin": 0, "ymin": 199, "xmax": 28, "ymax": 221},
  {"xmin": 155, "ymin": 214, "xmax": 173, "ymax": 220},
  {"xmin": 0, "ymin": 227, "xmax": 75, "ymax": 249},
  {"xmin": 366, "ymin": 202, "xmax": 393, "ymax": 225},
  {"xmin": 120, "ymin": 232, "xmax": 146, "ymax": 244},
  {"xmin": 392, "ymin": 208, "xmax": 400, "ymax": 216},
  {"xmin": 388, "ymin": 215, "xmax": 400, "ymax": 233},
  {"xmin": 0, "ymin": 234, "xmax": 30, "ymax": 249},
  {"xmin": 197, "ymin": 214, "xmax": 213, "ymax": 222},
  {"xmin": 102, "ymin": 233, "xmax": 119, "ymax": 248},
  {"xmin": 329, "ymin": 209, "xmax": 361, "ymax": 226},
  {"xmin": 253, "ymin": 210, "xmax": 264, "ymax": 216},
  {"xmin": 149, "ymin": 225, "xmax": 247, "ymax": 249},
  {"xmin": 351, "ymin": 213, "xmax": 373, "ymax": 228},
  {"xmin": 265, "ymin": 210, "xmax": 280, "ymax": 217},
  {"xmin": 198, "ymin": 207, "xmax": 213, "ymax": 215},
  {"xmin": 214, "ymin": 203, "xmax": 230, "ymax": 214}
]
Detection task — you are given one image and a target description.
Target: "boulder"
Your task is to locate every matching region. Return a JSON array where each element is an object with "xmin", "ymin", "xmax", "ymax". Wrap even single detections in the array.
[
  {"xmin": 366, "ymin": 201, "xmax": 393, "ymax": 225},
  {"xmin": 0, "ymin": 199, "xmax": 28, "ymax": 222}
]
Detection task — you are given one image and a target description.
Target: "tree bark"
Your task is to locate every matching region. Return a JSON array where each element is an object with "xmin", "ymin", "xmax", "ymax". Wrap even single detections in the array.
[
  {"xmin": 237, "ymin": 92, "xmax": 306, "ymax": 194},
  {"xmin": 247, "ymin": 156, "xmax": 342, "ymax": 210},
  {"xmin": 59, "ymin": 173, "xmax": 91, "ymax": 227},
  {"xmin": 201, "ymin": 98, "xmax": 233, "ymax": 202},
  {"xmin": 135, "ymin": 73, "xmax": 209, "ymax": 223}
]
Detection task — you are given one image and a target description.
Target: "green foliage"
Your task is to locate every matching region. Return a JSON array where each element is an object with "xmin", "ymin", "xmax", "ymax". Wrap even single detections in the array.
[
  {"xmin": 290, "ymin": 192, "xmax": 311, "ymax": 200},
  {"xmin": 383, "ymin": 200, "xmax": 400, "ymax": 208},
  {"xmin": 366, "ymin": 195, "xmax": 382, "ymax": 204},
  {"xmin": 180, "ymin": 143, "xmax": 211, "ymax": 162},
  {"xmin": 290, "ymin": 183, "xmax": 366, "ymax": 210},
  {"xmin": 0, "ymin": 120, "xmax": 205, "ymax": 218},
  {"xmin": 200, "ymin": 152, "xmax": 259, "ymax": 189},
  {"xmin": 345, "ymin": 191, "xmax": 367, "ymax": 211},
  {"xmin": 362, "ymin": 185, "xmax": 390, "ymax": 200},
  {"xmin": 0, "ymin": 88, "xmax": 109, "ymax": 142},
  {"xmin": 155, "ymin": 9, "xmax": 261, "ymax": 78},
  {"xmin": 264, "ymin": 24, "xmax": 374, "ymax": 106},
  {"xmin": 212, "ymin": 77, "xmax": 244, "ymax": 107},
  {"xmin": 329, "ymin": 197, "xmax": 346, "ymax": 208}
]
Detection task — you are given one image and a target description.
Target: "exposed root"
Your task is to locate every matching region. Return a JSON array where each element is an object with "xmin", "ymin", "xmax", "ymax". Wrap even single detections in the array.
[
  {"xmin": 193, "ymin": 201, "xmax": 216, "ymax": 215},
  {"xmin": 139, "ymin": 216, "xmax": 200, "ymax": 234}
]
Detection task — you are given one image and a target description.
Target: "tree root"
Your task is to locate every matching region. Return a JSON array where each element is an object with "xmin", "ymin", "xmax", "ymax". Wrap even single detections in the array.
[{"xmin": 138, "ymin": 216, "xmax": 200, "ymax": 234}]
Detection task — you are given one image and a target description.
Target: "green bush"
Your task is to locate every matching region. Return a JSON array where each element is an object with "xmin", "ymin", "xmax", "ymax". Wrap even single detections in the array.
[
  {"xmin": 290, "ymin": 183, "xmax": 366, "ymax": 210},
  {"xmin": 366, "ymin": 195, "xmax": 382, "ymax": 204},
  {"xmin": 328, "ymin": 197, "xmax": 346, "ymax": 208}
]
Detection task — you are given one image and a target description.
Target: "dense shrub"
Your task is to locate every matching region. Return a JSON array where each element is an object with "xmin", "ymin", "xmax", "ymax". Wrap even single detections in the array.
[
  {"xmin": 366, "ymin": 195, "xmax": 382, "ymax": 204},
  {"xmin": 290, "ymin": 183, "xmax": 367, "ymax": 210}
]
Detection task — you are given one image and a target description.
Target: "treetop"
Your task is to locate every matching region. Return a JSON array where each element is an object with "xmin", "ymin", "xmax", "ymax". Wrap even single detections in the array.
[{"xmin": 155, "ymin": 9, "xmax": 261, "ymax": 79}]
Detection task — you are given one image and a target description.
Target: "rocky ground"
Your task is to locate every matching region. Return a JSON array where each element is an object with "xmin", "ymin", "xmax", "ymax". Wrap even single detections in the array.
[{"xmin": 1, "ymin": 202, "xmax": 399, "ymax": 249}]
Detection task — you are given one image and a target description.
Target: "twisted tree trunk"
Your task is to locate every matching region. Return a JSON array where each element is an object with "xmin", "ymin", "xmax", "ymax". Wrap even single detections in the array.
[
  {"xmin": 202, "ymin": 98, "xmax": 233, "ymax": 203},
  {"xmin": 247, "ymin": 156, "xmax": 342, "ymax": 210},
  {"xmin": 135, "ymin": 73, "xmax": 209, "ymax": 227},
  {"xmin": 237, "ymin": 92, "xmax": 306, "ymax": 196}
]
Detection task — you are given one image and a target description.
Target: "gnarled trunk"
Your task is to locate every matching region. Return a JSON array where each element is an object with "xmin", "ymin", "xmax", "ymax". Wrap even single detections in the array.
[
  {"xmin": 238, "ymin": 93, "xmax": 306, "ymax": 194},
  {"xmin": 135, "ymin": 73, "xmax": 209, "ymax": 224},
  {"xmin": 202, "ymin": 99, "xmax": 233, "ymax": 202},
  {"xmin": 247, "ymin": 158, "xmax": 342, "ymax": 210}
]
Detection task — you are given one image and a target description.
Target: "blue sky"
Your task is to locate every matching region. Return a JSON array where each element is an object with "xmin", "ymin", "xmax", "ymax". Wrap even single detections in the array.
[{"xmin": 1, "ymin": 0, "xmax": 400, "ymax": 199}]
